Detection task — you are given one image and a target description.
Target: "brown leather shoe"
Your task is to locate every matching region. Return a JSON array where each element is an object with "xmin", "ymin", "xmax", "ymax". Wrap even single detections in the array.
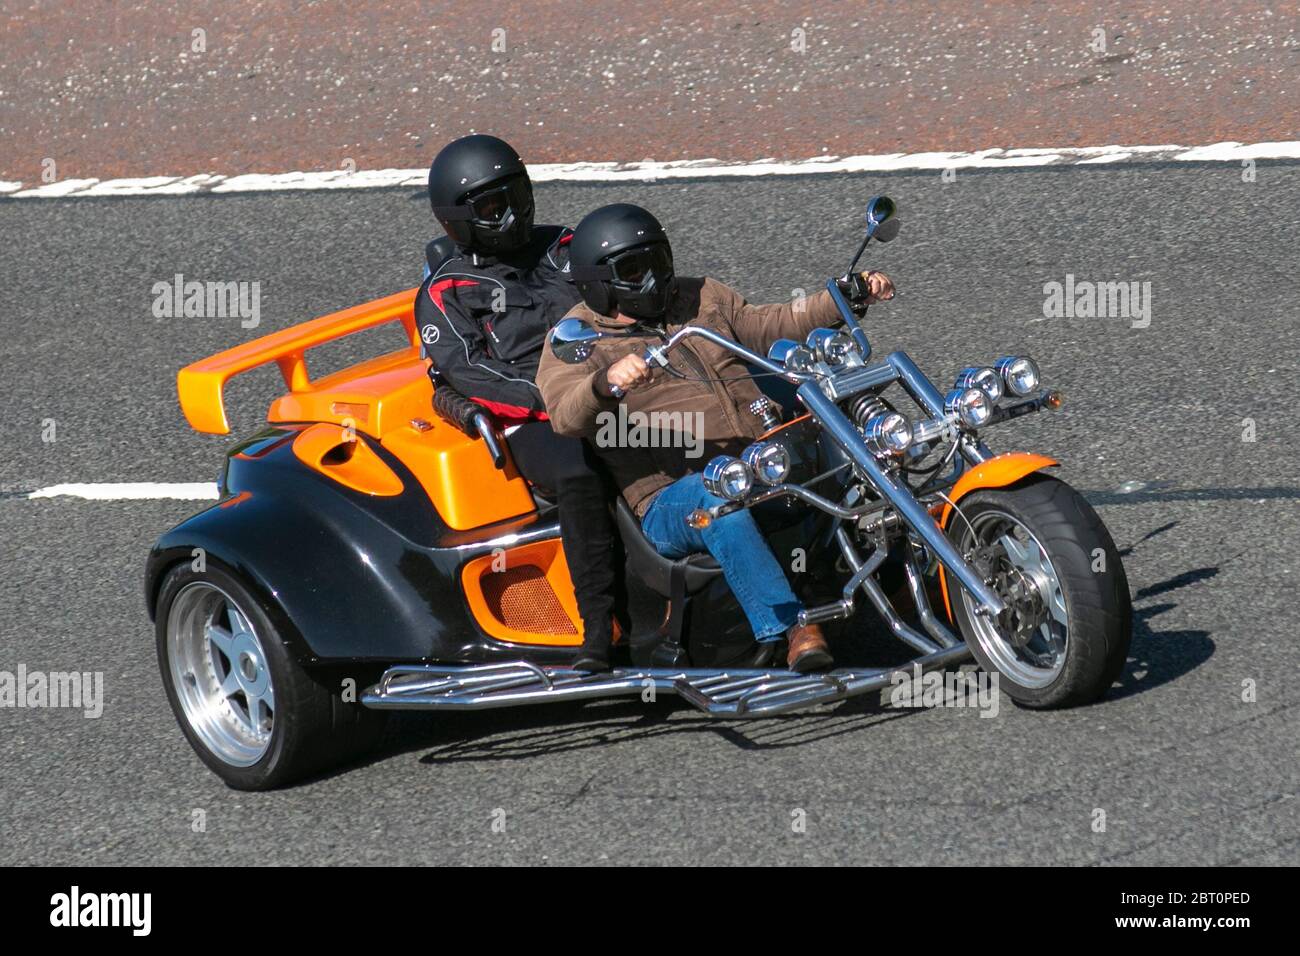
[{"xmin": 786, "ymin": 623, "xmax": 833, "ymax": 672}]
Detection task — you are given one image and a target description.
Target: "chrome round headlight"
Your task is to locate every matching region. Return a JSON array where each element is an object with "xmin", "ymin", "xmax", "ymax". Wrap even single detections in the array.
[
  {"xmin": 768, "ymin": 339, "xmax": 799, "ymax": 363},
  {"xmin": 702, "ymin": 455, "xmax": 754, "ymax": 501},
  {"xmin": 768, "ymin": 338, "xmax": 817, "ymax": 372},
  {"xmin": 944, "ymin": 387, "xmax": 993, "ymax": 428},
  {"xmin": 741, "ymin": 441, "xmax": 792, "ymax": 485},
  {"xmin": 864, "ymin": 412, "xmax": 914, "ymax": 456},
  {"xmin": 806, "ymin": 328, "xmax": 858, "ymax": 365},
  {"xmin": 995, "ymin": 356, "xmax": 1040, "ymax": 397},
  {"xmin": 955, "ymin": 366, "xmax": 1004, "ymax": 403},
  {"xmin": 786, "ymin": 346, "xmax": 817, "ymax": 372}
]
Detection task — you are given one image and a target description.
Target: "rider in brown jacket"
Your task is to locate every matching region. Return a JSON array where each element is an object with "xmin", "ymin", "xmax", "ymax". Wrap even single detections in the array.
[{"xmin": 537, "ymin": 204, "xmax": 894, "ymax": 671}]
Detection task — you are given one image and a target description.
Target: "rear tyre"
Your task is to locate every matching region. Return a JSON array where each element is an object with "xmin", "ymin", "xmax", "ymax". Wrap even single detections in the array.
[
  {"xmin": 945, "ymin": 475, "xmax": 1131, "ymax": 708},
  {"xmin": 156, "ymin": 562, "xmax": 387, "ymax": 790}
]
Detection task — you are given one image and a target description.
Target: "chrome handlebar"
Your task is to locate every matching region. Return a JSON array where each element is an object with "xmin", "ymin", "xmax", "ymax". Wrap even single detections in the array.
[{"xmin": 606, "ymin": 325, "xmax": 816, "ymax": 398}]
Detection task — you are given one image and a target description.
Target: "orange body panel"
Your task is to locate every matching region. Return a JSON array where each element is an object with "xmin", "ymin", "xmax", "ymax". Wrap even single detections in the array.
[
  {"xmin": 461, "ymin": 540, "xmax": 584, "ymax": 647},
  {"xmin": 935, "ymin": 452, "xmax": 1059, "ymax": 621},
  {"xmin": 268, "ymin": 349, "xmax": 434, "ymax": 440},
  {"xmin": 382, "ymin": 421, "xmax": 535, "ymax": 531},
  {"xmin": 291, "ymin": 423, "xmax": 405, "ymax": 497},
  {"xmin": 177, "ymin": 288, "xmax": 421, "ymax": 435},
  {"xmin": 177, "ymin": 288, "xmax": 538, "ymax": 529}
]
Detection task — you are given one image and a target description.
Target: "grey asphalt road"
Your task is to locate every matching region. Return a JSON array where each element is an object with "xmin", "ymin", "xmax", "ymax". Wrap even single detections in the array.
[{"xmin": 1, "ymin": 161, "xmax": 1298, "ymax": 865}]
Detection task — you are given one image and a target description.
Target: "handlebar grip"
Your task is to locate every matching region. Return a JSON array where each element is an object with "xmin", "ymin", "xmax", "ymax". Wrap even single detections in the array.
[
  {"xmin": 432, "ymin": 384, "xmax": 488, "ymax": 436},
  {"xmin": 604, "ymin": 345, "xmax": 663, "ymax": 400},
  {"xmin": 837, "ymin": 272, "xmax": 873, "ymax": 307}
]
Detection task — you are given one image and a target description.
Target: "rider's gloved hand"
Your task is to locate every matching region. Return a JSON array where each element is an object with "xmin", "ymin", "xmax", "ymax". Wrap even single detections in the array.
[{"xmin": 601, "ymin": 353, "xmax": 653, "ymax": 395}]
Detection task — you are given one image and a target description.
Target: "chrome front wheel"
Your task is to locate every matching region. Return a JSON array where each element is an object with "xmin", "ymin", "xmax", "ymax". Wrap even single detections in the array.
[
  {"xmin": 945, "ymin": 475, "xmax": 1132, "ymax": 708},
  {"xmin": 958, "ymin": 509, "xmax": 1068, "ymax": 689}
]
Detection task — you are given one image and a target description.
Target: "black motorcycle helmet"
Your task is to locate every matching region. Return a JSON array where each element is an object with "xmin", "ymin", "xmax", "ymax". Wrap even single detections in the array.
[
  {"xmin": 427, "ymin": 134, "xmax": 534, "ymax": 255},
  {"xmin": 570, "ymin": 203, "xmax": 676, "ymax": 320}
]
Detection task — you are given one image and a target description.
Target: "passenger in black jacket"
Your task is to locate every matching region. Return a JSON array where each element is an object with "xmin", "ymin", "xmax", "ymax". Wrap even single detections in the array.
[
  {"xmin": 415, "ymin": 134, "xmax": 619, "ymax": 671},
  {"xmin": 417, "ymin": 223, "xmax": 575, "ymax": 421}
]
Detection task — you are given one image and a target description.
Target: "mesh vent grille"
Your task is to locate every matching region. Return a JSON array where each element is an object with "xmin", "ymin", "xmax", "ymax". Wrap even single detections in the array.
[{"xmin": 480, "ymin": 565, "xmax": 578, "ymax": 635}]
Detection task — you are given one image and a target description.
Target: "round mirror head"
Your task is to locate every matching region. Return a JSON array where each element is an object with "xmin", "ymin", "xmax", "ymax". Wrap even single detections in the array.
[
  {"xmin": 864, "ymin": 195, "xmax": 896, "ymax": 229},
  {"xmin": 550, "ymin": 317, "xmax": 602, "ymax": 364},
  {"xmin": 873, "ymin": 217, "xmax": 901, "ymax": 243}
]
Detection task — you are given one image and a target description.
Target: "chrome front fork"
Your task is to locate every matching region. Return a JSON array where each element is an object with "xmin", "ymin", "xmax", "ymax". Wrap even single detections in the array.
[{"xmin": 795, "ymin": 379, "xmax": 1006, "ymax": 617}]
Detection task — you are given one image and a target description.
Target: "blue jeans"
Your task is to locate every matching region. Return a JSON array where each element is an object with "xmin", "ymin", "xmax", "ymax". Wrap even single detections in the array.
[{"xmin": 640, "ymin": 473, "xmax": 801, "ymax": 641}]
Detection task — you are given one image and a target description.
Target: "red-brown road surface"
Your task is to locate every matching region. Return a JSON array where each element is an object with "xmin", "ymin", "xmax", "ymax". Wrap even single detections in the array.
[{"xmin": 1, "ymin": 0, "xmax": 1297, "ymax": 182}]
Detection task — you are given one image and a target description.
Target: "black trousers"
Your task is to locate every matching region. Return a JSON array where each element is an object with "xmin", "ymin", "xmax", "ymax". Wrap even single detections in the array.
[{"xmin": 506, "ymin": 420, "xmax": 618, "ymax": 645}]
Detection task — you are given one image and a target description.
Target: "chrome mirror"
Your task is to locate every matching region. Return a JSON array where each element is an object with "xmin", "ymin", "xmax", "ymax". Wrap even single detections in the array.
[
  {"xmin": 873, "ymin": 217, "xmax": 901, "ymax": 242},
  {"xmin": 551, "ymin": 317, "xmax": 602, "ymax": 364},
  {"xmin": 864, "ymin": 195, "xmax": 895, "ymax": 233},
  {"xmin": 846, "ymin": 195, "xmax": 901, "ymax": 275},
  {"xmin": 865, "ymin": 196, "xmax": 900, "ymax": 242}
]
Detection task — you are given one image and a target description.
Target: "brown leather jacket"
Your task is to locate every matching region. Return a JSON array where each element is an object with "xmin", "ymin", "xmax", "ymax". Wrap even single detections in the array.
[{"xmin": 537, "ymin": 276, "xmax": 842, "ymax": 515}]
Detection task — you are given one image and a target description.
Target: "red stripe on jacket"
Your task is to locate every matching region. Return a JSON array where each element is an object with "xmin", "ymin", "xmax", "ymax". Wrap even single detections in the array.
[
  {"xmin": 471, "ymin": 397, "xmax": 549, "ymax": 423},
  {"xmin": 427, "ymin": 277, "xmax": 479, "ymax": 311}
]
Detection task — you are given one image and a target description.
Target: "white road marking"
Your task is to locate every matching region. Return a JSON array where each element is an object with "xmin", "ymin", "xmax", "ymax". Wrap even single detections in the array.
[
  {"xmin": 4, "ymin": 141, "xmax": 1298, "ymax": 199},
  {"xmin": 25, "ymin": 482, "xmax": 220, "ymax": 501}
]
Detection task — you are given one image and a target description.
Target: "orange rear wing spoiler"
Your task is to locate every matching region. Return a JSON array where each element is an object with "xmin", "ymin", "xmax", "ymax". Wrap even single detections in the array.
[{"xmin": 177, "ymin": 288, "xmax": 421, "ymax": 434}]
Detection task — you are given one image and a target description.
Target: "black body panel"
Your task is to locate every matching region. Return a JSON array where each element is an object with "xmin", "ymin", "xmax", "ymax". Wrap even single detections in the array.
[
  {"xmin": 147, "ymin": 420, "xmax": 830, "ymax": 667},
  {"xmin": 145, "ymin": 427, "xmax": 581, "ymax": 665}
]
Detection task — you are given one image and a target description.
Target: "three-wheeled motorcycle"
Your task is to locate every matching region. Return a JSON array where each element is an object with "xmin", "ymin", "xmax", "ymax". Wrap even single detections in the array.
[{"xmin": 148, "ymin": 197, "xmax": 1131, "ymax": 789}]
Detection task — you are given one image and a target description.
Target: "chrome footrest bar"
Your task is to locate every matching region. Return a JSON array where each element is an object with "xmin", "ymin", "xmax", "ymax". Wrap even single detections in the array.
[{"xmin": 360, "ymin": 644, "xmax": 971, "ymax": 718}]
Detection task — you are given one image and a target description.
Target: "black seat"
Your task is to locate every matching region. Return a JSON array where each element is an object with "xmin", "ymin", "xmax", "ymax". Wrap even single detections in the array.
[
  {"xmin": 425, "ymin": 235, "xmax": 458, "ymax": 274},
  {"xmin": 615, "ymin": 497, "xmax": 721, "ymax": 598}
]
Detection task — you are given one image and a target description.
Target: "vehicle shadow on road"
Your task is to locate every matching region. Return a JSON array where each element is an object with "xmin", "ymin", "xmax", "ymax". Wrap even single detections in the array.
[
  {"xmin": 1108, "ymin": 559, "xmax": 1218, "ymax": 701},
  {"xmin": 1109, "ymin": 600, "xmax": 1215, "ymax": 702},
  {"xmin": 357, "ymin": 682, "xmax": 936, "ymax": 768}
]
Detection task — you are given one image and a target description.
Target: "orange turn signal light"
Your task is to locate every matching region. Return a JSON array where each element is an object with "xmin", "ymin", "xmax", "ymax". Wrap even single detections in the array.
[
  {"xmin": 1043, "ymin": 390, "xmax": 1064, "ymax": 410},
  {"xmin": 686, "ymin": 509, "xmax": 713, "ymax": 530}
]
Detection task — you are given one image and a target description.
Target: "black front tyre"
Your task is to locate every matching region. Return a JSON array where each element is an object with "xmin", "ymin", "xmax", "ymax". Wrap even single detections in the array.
[
  {"xmin": 945, "ymin": 475, "xmax": 1131, "ymax": 708},
  {"xmin": 155, "ymin": 562, "xmax": 387, "ymax": 790}
]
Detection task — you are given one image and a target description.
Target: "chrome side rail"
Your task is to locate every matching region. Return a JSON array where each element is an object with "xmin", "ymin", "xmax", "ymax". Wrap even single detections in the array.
[{"xmin": 362, "ymin": 645, "xmax": 971, "ymax": 719}]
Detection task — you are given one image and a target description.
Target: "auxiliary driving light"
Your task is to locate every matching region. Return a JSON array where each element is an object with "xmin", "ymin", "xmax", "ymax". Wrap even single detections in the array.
[
  {"xmin": 806, "ymin": 328, "xmax": 857, "ymax": 365},
  {"xmin": 702, "ymin": 455, "xmax": 755, "ymax": 501},
  {"xmin": 741, "ymin": 441, "xmax": 792, "ymax": 485},
  {"xmin": 944, "ymin": 387, "xmax": 993, "ymax": 428},
  {"xmin": 994, "ymin": 356, "xmax": 1041, "ymax": 397},
  {"xmin": 955, "ymin": 366, "xmax": 1004, "ymax": 403},
  {"xmin": 864, "ymin": 412, "xmax": 914, "ymax": 456}
]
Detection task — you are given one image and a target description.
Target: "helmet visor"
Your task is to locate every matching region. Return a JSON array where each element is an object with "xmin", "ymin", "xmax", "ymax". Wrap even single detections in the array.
[
  {"xmin": 607, "ymin": 243, "xmax": 673, "ymax": 286},
  {"xmin": 464, "ymin": 175, "xmax": 533, "ymax": 226}
]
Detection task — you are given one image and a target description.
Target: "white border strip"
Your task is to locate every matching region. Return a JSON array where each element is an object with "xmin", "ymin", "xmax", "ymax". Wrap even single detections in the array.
[
  {"xmin": 3, "ymin": 141, "xmax": 1298, "ymax": 199},
  {"xmin": 24, "ymin": 482, "xmax": 220, "ymax": 501}
]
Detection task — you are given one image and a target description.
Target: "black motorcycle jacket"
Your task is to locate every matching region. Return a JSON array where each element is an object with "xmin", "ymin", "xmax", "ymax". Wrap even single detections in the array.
[{"xmin": 415, "ymin": 224, "xmax": 579, "ymax": 422}]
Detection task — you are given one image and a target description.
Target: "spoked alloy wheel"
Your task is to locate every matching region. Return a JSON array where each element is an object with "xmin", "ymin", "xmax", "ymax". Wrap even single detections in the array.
[
  {"xmin": 945, "ymin": 475, "xmax": 1132, "ymax": 708},
  {"xmin": 167, "ymin": 582, "xmax": 275, "ymax": 767},
  {"xmin": 958, "ymin": 510, "xmax": 1068, "ymax": 689},
  {"xmin": 155, "ymin": 562, "xmax": 387, "ymax": 790}
]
